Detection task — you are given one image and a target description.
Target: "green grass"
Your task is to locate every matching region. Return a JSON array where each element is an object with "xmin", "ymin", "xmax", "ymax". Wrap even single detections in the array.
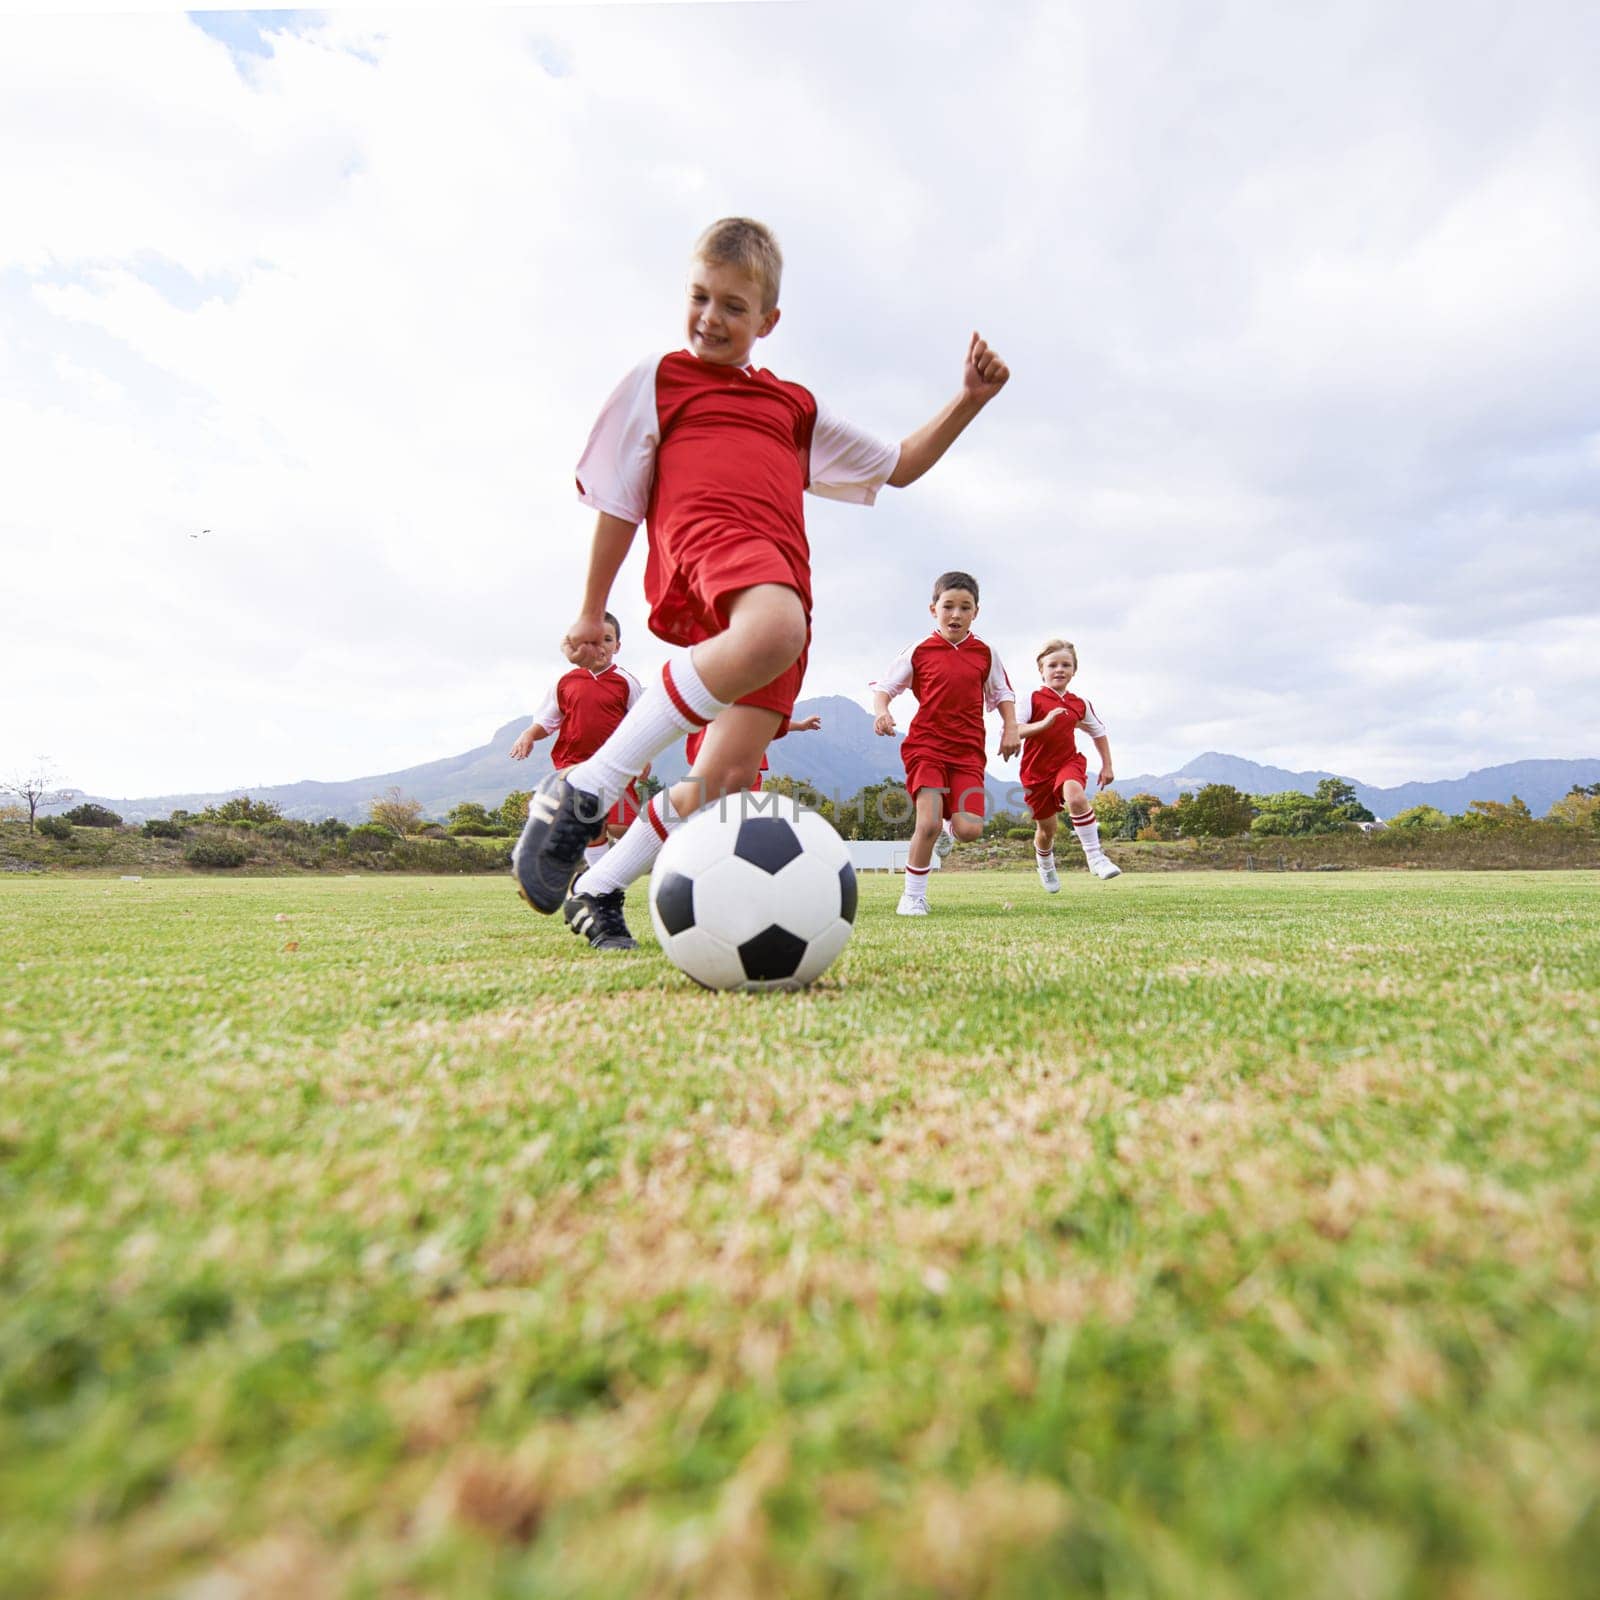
[{"xmin": 2, "ymin": 871, "xmax": 1597, "ymax": 1598}]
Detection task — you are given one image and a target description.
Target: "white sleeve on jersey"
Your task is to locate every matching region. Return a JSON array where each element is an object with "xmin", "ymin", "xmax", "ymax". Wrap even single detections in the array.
[
  {"xmin": 1078, "ymin": 698, "xmax": 1108, "ymax": 738},
  {"xmin": 573, "ymin": 355, "xmax": 663, "ymax": 523},
  {"xmin": 869, "ymin": 641, "xmax": 918, "ymax": 700},
  {"xmin": 984, "ymin": 648, "xmax": 1017, "ymax": 710},
  {"xmin": 620, "ymin": 666, "xmax": 645, "ymax": 710},
  {"xmin": 808, "ymin": 400, "xmax": 901, "ymax": 506},
  {"xmin": 532, "ymin": 683, "xmax": 562, "ymax": 731}
]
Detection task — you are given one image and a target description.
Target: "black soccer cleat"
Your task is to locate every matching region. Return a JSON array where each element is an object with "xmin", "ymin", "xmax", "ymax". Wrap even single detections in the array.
[
  {"xmin": 563, "ymin": 887, "xmax": 638, "ymax": 952},
  {"xmin": 512, "ymin": 773, "xmax": 607, "ymax": 913}
]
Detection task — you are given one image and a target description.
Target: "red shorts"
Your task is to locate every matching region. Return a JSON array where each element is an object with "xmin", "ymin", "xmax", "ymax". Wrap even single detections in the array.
[
  {"xmin": 905, "ymin": 758, "xmax": 988, "ymax": 821},
  {"xmin": 605, "ymin": 779, "xmax": 642, "ymax": 832},
  {"xmin": 1024, "ymin": 754, "xmax": 1089, "ymax": 820},
  {"xmin": 650, "ymin": 535, "xmax": 809, "ymax": 720}
]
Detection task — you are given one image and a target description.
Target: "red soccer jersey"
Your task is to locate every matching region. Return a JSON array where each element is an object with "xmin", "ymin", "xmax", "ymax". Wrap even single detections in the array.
[
  {"xmin": 871, "ymin": 632, "xmax": 1015, "ymax": 767},
  {"xmin": 532, "ymin": 665, "xmax": 642, "ymax": 769},
  {"xmin": 1019, "ymin": 687, "xmax": 1107, "ymax": 788},
  {"xmin": 574, "ymin": 352, "xmax": 899, "ymax": 647}
]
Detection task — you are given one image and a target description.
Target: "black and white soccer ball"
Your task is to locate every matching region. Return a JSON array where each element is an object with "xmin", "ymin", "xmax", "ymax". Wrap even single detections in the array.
[{"xmin": 648, "ymin": 802, "xmax": 857, "ymax": 991}]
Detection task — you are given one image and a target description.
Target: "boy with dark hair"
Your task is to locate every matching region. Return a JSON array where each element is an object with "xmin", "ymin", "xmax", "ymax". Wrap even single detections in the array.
[{"xmin": 870, "ymin": 571, "xmax": 1019, "ymax": 915}]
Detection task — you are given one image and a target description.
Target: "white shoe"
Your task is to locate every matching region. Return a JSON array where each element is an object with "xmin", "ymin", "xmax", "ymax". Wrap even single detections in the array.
[
  {"xmin": 1037, "ymin": 862, "xmax": 1060, "ymax": 893},
  {"xmin": 896, "ymin": 894, "xmax": 930, "ymax": 916},
  {"xmin": 933, "ymin": 828, "xmax": 954, "ymax": 860},
  {"xmin": 1088, "ymin": 854, "xmax": 1122, "ymax": 880}
]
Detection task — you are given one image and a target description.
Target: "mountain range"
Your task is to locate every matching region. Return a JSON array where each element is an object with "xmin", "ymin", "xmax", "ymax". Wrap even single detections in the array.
[{"xmin": 68, "ymin": 694, "xmax": 1598, "ymax": 824}]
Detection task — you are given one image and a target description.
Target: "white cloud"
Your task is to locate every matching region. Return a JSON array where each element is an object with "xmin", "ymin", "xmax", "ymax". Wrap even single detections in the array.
[{"xmin": 2, "ymin": 1, "xmax": 1598, "ymax": 798}]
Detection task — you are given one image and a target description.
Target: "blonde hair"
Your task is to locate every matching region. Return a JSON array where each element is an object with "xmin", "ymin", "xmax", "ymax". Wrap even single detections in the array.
[
  {"xmin": 1036, "ymin": 637, "xmax": 1078, "ymax": 669},
  {"xmin": 693, "ymin": 217, "xmax": 783, "ymax": 310}
]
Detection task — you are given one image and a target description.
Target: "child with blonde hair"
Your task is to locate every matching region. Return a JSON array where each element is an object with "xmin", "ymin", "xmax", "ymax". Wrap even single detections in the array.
[{"xmin": 1016, "ymin": 638, "xmax": 1120, "ymax": 889}]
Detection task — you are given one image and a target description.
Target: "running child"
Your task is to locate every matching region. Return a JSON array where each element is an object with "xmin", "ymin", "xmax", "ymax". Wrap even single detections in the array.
[
  {"xmin": 513, "ymin": 217, "xmax": 1011, "ymax": 951},
  {"xmin": 870, "ymin": 571, "xmax": 1019, "ymax": 916},
  {"xmin": 1017, "ymin": 638, "xmax": 1120, "ymax": 888}
]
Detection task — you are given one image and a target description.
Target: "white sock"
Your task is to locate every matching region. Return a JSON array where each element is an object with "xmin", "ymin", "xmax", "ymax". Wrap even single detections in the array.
[
  {"xmin": 1036, "ymin": 849, "xmax": 1056, "ymax": 869},
  {"xmin": 903, "ymin": 864, "xmax": 930, "ymax": 901},
  {"xmin": 567, "ymin": 656, "xmax": 728, "ymax": 809},
  {"xmin": 573, "ymin": 791, "xmax": 684, "ymax": 897},
  {"xmin": 1070, "ymin": 809, "xmax": 1102, "ymax": 857},
  {"xmin": 584, "ymin": 842, "xmax": 610, "ymax": 870}
]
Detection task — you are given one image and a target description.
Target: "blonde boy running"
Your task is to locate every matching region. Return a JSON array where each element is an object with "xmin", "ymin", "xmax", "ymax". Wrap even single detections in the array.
[
  {"xmin": 513, "ymin": 217, "xmax": 1011, "ymax": 950},
  {"xmin": 1017, "ymin": 639, "xmax": 1120, "ymax": 888}
]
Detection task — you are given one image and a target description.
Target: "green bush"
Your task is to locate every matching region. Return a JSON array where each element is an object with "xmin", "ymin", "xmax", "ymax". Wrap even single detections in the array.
[
  {"xmin": 184, "ymin": 839, "xmax": 248, "ymax": 869},
  {"xmin": 447, "ymin": 821, "xmax": 501, "ymax": 837},
  {"xmin": 314, "ymin": 818, "xmax": 350, "ymax": 842},
  {"xmin": 142, "ymin": 819, "xmax": 183, "ymax": 840},
  {"xmin": 345, "ymin": 823, "xmax": 397, "ymax": 853},
  {"xmin": 62, "ymin": 803, "xmax": 122, "ymax": 828},
  {"xmin": 37, "ymin": 816, "xmax": 73, "ymax": 841},
  {"xmin": 1006, "ymin": 826, "xmax": 1035, "ymax": 841},
  {"xmin": 198, "ymin": 796, "xmax": 283, "ymax": 825}
]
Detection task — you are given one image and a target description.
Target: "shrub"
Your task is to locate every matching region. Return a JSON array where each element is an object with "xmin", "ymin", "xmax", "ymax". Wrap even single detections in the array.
[
  {"xmin": 37, "ymin": 816, "xmax": 73, "ymax": 841},
  {"xmin": 1389, "ymin": 805, "xmax": 1450, "ymax": 831},
  {"xmin": 142, "ymin": 819, "xmax": 183, "ymax": 839},
  {"xmin": 345, "ymin": 823, "xmax": 397, "ymax": 853},
  {"xmin": 198, "ymin": 796, "xmax": 283, "ymax": 825},
  {"xmin": 448, "ymin": 820, "xmax": 500, "ymax": 837},
  {"xmin": 63, "ymin": 803, "xmax": 122, "ymax": 828},
  {"xmin": 1006, "ymin": 826, "xmax": 1035, "ymax": 841},
  {"xmin": 185, "ymin": 839, "xmax": 248, "ymax": 868},
  {"xmin": 314, "ymin": 818, "xmax": 350, "ymax": 841}
]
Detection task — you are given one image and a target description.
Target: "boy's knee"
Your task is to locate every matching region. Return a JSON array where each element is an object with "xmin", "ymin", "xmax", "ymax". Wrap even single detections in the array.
[{"xmin": 952, "ymin": 815, "xmax": 983, "ymax": 841}]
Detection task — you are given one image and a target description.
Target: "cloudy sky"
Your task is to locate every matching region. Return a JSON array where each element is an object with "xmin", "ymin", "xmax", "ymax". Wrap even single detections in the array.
[{"xmin": 3, "ymin": 0, "xmax": 1598, "ymax": 799}]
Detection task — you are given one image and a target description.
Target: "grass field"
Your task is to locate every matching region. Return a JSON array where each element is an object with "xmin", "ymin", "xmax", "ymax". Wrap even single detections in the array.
[{"xmin": 2, "ymin": 871, "xmax": 1597, "ymax": 1598}]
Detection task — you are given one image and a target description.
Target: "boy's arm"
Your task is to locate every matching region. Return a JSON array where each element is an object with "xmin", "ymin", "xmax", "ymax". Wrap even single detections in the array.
[
  {"xmin": 886, "ymin": 332, "xmax": 1010, "ymax": 488},
  {"xmin": 869, "ymin": 646, "xmax": 917, "ymax": 735},
  {"xmin": 1016, "ymin": 707, "xmax": 1065, "ymax": 738},
  {"xmin": 997, "ymin": 700, "xmax": 1021, "ymax": 761},
  {"xmin": 563, "ymin": 513, "xmax": 639, "ymax": 665},
  {"xmin": 1092, "ymin": 734, "xmax": 1115, "ymax": 789}
]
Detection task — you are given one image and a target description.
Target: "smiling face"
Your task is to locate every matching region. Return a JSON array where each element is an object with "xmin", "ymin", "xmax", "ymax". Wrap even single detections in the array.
[
  {"xmin": 930, "ymin": 587, "xmax": 979, "ymax": 644},
  {"xmin": 684, "ymin": 257, "xmax": 780, "ymax": 367},
  {"xmin": 1039, "ymin": 646, "xmax": 1077, "ymax": 691}
]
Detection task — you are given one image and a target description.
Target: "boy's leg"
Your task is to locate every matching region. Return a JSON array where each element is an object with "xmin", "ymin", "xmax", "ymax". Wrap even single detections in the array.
[
  {"xmin": 949, "ymin": 772, "xmax": 986, "ymax": 844},
  {"xmin": 516, "ymin": 586, "xmax": 806, "ymax": 913},
  {"xmin": 1064, "ymin": 779, "xmax": 1121, "ymax": 879},
  {"xmin": 563, "ymin": 707, "xmax": 783, "ymax": 947},
  {"xmin": 899, "ymin": 789, "xmax": 947, "ymax": 915},
  {"xmin": 1033, "ymin": 811, "xmax": 1060, "ymax": 893}
]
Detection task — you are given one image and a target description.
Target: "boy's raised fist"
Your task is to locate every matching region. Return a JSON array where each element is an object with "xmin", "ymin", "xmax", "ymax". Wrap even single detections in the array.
[{"xmin": 964, "ymin": 332, "xmax": 1010, "ymax": 402}]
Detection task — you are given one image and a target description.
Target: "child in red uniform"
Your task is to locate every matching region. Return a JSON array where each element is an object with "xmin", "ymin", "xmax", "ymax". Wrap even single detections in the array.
[
  {"xmin": 1017, "ymin": 638, "xmax": 1120, "ymax": 888},
  {"xmin": 870, "ymin": 571, "xmax": 1019, "ymax": 916},
  {"xmin": 513, "ymin": 217, "xmax": 1010, "ymax": 951},
  {"xmin": 509, "ymin": 612, "xmax": 646, "ymax": 901}
]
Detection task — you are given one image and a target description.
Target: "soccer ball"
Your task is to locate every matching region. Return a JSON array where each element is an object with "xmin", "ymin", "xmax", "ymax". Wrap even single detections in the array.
[{"xmin": 649, "ymin": 801, "xmax": 858, "ymax": 991}]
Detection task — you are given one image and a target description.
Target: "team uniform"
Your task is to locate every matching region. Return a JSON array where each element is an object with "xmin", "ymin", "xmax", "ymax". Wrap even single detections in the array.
[
  {"xmin": 1019, "ymin": 687, "xmax": 1107, "ymax": 820},
  {"xmin": 575, "ymin": 350, "xmax": 900, "ymax": 722},
  {"xmin": 531, "ymin": 664, "xmax": 645, "ymax": 831},
  {"xmin": 871, "ymin": 632, "xmax": 1015, "ymax": 818}
]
